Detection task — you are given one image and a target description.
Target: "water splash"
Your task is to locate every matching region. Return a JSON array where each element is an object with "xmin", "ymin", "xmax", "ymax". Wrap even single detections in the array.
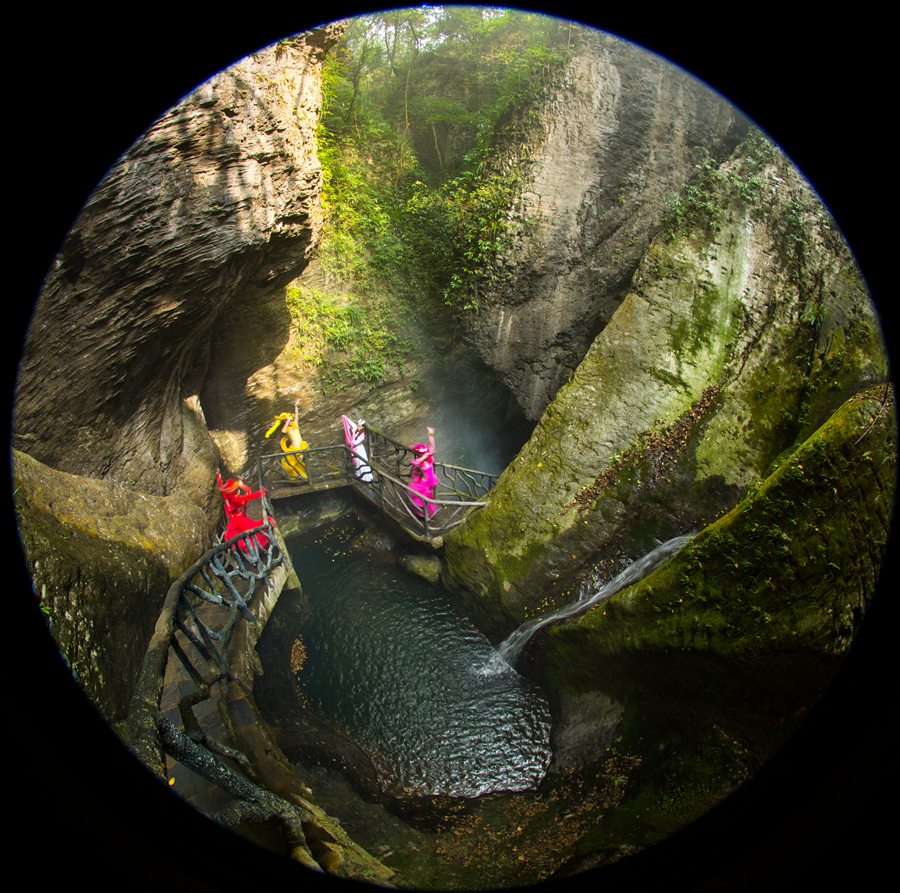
[{"xmin": 484, "ymin": 534, "xmax": 693, "ymax": 673}]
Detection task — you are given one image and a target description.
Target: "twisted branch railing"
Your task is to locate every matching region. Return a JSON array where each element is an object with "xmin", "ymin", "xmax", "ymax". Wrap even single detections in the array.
[
  {"xmin": 256, "ymin": 424, "xmax": 497, "ymax": 541},
  {"xmin": 348, "ymin": 425, "xmax": 498, "ymax": 540},
  {"xmin": 120, "ymin": 492, "xmax": 333, "ymax": 862},
  {"xmin": 258, "ymin": 444, "xmax": 353, "ymax": 493},
  {"xmin": 360, "ymin": 464, "xmax": 490, "ymax": 538}
]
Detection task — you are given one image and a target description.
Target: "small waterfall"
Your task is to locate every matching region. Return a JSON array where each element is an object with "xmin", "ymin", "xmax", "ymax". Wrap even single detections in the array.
[{"xmin": 482, "ymin": 534, "xmax": 692, "ymax": 674}]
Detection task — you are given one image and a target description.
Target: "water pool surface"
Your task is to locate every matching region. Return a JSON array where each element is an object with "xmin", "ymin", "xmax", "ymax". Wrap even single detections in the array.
[{"xmin": 287, "ymin": 515, "xmax": 552, "ymax": 798}]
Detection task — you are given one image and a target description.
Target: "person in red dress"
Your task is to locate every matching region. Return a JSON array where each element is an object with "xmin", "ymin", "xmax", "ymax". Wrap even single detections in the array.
[{"xmin": 216, "ymin": 470, "xmax": 274, "ymax": 551}]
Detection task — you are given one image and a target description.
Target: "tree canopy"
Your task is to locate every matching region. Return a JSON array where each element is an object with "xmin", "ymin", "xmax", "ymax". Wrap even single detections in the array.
[{"xmin": 316, "ymin": 6, "xmax": 572, "ymax": 309}]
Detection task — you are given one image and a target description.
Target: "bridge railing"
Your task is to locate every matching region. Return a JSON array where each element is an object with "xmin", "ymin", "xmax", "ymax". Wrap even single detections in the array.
[
  {"xmin": 365, "ymin": 425, "xmax": 498, "ymax": 494},
  {"xmin": 255, "ymin": 423, "xmax": 498, "ymax": 540},
  {"xmin": 258, "ymin": 444, "xmax": 352, "ymax": 493},
  {"xmin": 127, "ymin": 507, "xmax": 282, "ymax": 747},
  {"xmin": 121, "ymin": 495, "xmax": 328, "ymax": 856},
  {"xmin": 362, "ymin": 464, "xmax": 489, "ymax": 538},
  {"xmin": 361, "ymin": 425, "xmax": 499, "ymax": 539}
]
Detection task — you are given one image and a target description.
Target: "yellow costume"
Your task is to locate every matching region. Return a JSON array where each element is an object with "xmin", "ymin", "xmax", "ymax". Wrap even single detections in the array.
[{"xmin": 266, "ymin": 412, "xmax": 309, "ymax": 479}]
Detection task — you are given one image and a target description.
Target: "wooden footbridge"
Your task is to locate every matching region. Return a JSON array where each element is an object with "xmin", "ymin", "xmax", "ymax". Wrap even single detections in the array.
[{"xmin": 256, "ymin": 423, "xmax": 498, "ymax": 545}]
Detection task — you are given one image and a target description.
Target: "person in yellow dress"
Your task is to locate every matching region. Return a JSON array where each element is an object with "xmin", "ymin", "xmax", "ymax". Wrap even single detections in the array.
[{"xmin": 265, "ymin": 401, "xmax": 309, "ymax": 478}]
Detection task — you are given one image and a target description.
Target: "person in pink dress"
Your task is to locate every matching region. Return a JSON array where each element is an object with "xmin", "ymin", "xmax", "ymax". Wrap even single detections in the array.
[{"xmin": 409, "ymin": 427, "xmax": 440, "ymax": 519}]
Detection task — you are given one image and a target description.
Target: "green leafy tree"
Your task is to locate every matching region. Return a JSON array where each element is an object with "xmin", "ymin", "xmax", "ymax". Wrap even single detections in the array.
[{"xmin": 316, "ymin": 6, "xmax": 570, "ymax": 312}]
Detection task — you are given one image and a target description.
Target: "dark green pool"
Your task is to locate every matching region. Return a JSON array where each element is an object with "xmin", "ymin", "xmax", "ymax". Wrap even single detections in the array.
[{"xmin": 284, "ymin": 514, "xmax": 552, "ymax": 798}]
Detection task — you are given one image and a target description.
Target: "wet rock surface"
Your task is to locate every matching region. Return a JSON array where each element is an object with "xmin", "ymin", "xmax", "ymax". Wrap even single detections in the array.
[{"xmin": 399, "ymin": 552, "xmax": 443, "ymax": 583}]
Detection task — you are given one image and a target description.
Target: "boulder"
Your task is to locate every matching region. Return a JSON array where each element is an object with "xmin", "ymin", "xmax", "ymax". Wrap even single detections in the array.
[
  {"xmin": 13, "ymin": 449, "xmax": 207, "ymax": 721},
  {"xmin": 399, "ymin": 553, "xmax": 443, "ymax": 584}
]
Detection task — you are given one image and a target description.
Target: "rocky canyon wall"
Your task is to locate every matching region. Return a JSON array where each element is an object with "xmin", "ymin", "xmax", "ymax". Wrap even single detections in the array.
[
  {"xmin": 13, "ymin": 26, "xmax": 341, "ymax": 716},
  {"xmin": 14, "ymin": 26, "xmax": 341, "ymax": 515},
  {"xmin": 444, "ymin": 134, "xmax": 890, "ymax": 638},
  {"xmin": 12, "ymin": 449, "xmax": 208, "ymax": 720},
  {"xmin": 460, "ymin": 28, "xmax": 749, "ymax": 420}
]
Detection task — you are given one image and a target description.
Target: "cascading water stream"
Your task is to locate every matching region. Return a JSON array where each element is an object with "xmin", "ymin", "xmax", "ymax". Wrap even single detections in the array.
[{"xmin": 482, "ymin": 534, "xmax": 693, "ymax": 674}]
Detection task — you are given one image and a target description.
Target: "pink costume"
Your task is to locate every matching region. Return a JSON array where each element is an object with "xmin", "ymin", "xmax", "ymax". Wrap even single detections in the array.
[{"xmin": 409, "ymin": 440, "xmax": 440, "ymax": 518}]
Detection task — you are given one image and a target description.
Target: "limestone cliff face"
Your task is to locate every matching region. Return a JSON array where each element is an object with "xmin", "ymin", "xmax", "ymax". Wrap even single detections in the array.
[
  {"xmin": 13, "ymin": 25, "xmax": 341, "ymax": 719},
  {"xmin": 13, "ymin": 449, "xmax": 208, "ymax": 721},
  {"xmin": 14, "ymin": 26, "xmax": 341, "ymax": 515},
  {"xmin": 444, "ymin": 134, "xmax": 890, "ymax": 636},
  {"xmin": 461, "ymin": 28, "xmax": 748, "ymax": 420}
]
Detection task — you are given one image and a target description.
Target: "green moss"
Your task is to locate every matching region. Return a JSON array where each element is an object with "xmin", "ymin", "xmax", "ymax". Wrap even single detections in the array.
[
  {"xmin": 740, "ymin": 345, "xmax": 807, "ymax": 469},
  {"xmin": 549, "ymin": 383, "xmax": 895, "ymax": 665},
  {"xmin": 444, "ymin": 497, "xmax": 559, "ymax": 632},
  {"xmin": 283, "ymin": 283, "xmax": 414, "ymax": 393},
  {"xmin": 16, "ymin": 489, "xmax": 174, "ymax": 721},
  {"xmin": 669, "ymin": 279, "xmax": 721, "ymax": 360},
  {"xmin": 564, "ymin": 388, "xmax": 721, "ymax": 528}
]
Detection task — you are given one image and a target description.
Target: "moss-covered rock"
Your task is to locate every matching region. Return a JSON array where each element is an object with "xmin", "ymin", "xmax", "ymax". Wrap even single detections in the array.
[
  {"xmin": 443, "ymin": 133, "xmax": 889, "ymax": 637},
  {"xmin": 547, "ymin": 382, "xmax": 895, "ymax": 679},
  {"xmin": 13, "ymin": 449, "xmax": 208, "ymax": 721},
  {"xmin": 399, "ymin": 552, "xmax": 443, "ymax": 584},
  {"xmin": 519, "ymin": 385, "xmax": 894, "ymax": 875}
]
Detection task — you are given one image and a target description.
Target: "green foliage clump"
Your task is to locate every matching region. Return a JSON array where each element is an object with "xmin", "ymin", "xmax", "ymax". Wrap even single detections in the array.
[
  {"xmin": 317, "ymin": 123, "xmax": 418, "ymax": 296},
  {"xmin": 284, "ymin": 283, "xmax": 412, "ymax": 392},
  {"xmin": 408, "ymin": 163, "xmax": 530, "ymax": 311},
  {"xmin": 663, "ymin": 149, "xmax": 723, "ymax": 237},
  {"xmin": 315, "ymin": 7, "xmax": 570, "ymax": 313},
  {"xmin": 663, "ymin": 128, "xmax": 775, "ymax": 239}
]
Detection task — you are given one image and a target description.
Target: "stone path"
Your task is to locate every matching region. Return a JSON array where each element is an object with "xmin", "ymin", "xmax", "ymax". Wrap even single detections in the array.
[{"xmin": 158, "ymin": 611, "xmax": 264, "ymax": 819}]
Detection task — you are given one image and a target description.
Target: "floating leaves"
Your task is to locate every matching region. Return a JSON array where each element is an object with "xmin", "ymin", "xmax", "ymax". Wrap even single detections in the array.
[{"xmin": 290, "ymin": 636, "xmax": 308, "ymax": 674}]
